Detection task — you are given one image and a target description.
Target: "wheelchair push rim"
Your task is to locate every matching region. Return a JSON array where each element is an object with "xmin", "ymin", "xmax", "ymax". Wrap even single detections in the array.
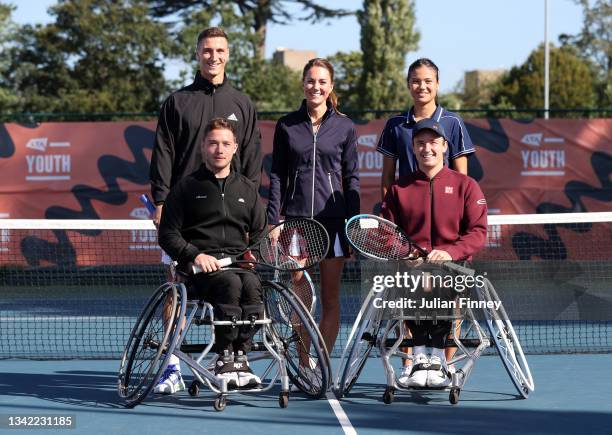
[
  {"xmin": 477, "ymin": 278, "xmax": 535, "ymax": 397},
  {"xmin": 117, "ymin": 282, "xmax": 186, "ymax": 406},
  {"xmin": 263, "ymin": 280, "xmax": 331, "ymax": 399},
  {"xmin": 335, "ymin": 289, "xmax": 381, "ymax": 397}
]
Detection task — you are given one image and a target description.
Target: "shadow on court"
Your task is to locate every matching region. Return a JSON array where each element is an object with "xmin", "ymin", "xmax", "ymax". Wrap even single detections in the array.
[
  {"xmin": 0, "ymin": 368, "xmax": 327, "ymax": 413},
  {"xmin": 340, "ymin": 382, "xmax": 610, "ymax": 434}
]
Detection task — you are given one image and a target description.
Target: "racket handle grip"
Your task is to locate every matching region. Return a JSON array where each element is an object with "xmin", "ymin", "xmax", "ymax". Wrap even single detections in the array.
[
  {"xmin": 217, "ymin": 257, "xmax": 232, "ymax": 267},
  {"xmin": 191, "ymin": 257, "xmax": 233, "ymax": 274},
  {"xmin": 139, "ymin": 194, "xmax": 156, "ymax": 214}
]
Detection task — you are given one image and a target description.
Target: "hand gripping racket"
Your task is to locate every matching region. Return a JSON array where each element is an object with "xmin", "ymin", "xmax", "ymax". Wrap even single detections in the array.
[
  {"xmin": 192, "ymin": 218, "xmax": 330, "ymax": 273},
  {"xmin": 345, "ymin": 214, "xmax": 475, "ymax": 276}
]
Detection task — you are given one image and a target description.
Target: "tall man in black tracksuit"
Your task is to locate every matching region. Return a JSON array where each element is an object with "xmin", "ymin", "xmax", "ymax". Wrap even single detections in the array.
[
  {"xmin": 150, "ymin": 27, "xmax": 262, "ymax": 227},
  {"xmin": 156, "ymin": 118, "xmax": 267, "ymax": 393}
]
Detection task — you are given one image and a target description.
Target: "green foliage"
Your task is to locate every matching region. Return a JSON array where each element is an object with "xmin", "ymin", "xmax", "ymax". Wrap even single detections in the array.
[
  {"xmin": 490, "ymin": 45, "xmax": 595, "ymax": 117},
  {"xmin": 6, "ymin": 0, "xmax": 171, "ymax": 115},
  {"xmin": 0, "ymin": 2, "xmax": 18, "ymax": 112},
  {"xmin": 173, "ymin": 1, "xmax": 302, "ymax": 112},
  {"xmin": 357, "ymin": 0, "xmax": 419, "ymax": 115},
  {"xmin": 327, "ymin": 51, "xmax": 363, "ymax": 112},
  {"xmin": 559, "ymin": 0, "xmax": 611, "ymax": 108},
  {"xmin": 149, "ymin": 0, "xmax": 353, "ymax": 59}
]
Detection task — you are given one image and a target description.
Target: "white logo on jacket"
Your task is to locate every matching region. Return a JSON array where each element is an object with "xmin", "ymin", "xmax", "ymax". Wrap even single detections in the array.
[{"xmin": 227, "ymin": 113, "xmax": 238, "ymax": 121}]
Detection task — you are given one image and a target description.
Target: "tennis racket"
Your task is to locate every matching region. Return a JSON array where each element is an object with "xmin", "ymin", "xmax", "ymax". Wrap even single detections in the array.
[
  {"xmin": 345, "ymin": 214, "xmax": 475, "ymax": 276},
  {"xmin": 140, "ymin": 194, "xmax": 156, "ymax": 215},
  {"xmin": 192, "ymin": 218, "xmax": 329, "ymax": 273}
]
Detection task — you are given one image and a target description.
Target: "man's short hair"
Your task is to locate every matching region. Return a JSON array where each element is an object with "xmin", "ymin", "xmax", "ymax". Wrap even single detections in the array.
[
  {"xmin": 204, "ymin": 117, "xmax": 237, "ymax": 141},
  {"xmin": 197, "ymin": 27, "xmax": 229, "ymax": 49}
]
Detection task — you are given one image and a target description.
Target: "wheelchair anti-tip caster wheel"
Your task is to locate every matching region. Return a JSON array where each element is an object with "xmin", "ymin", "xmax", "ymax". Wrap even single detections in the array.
[
  {"xmin": 279, "ymin": 392, "xmax": 289, "ymax": 408},
  {"xmin": 188, "ymin": 380, "xmax": 201, "ymax": 397},
  {"xmin": 213, "ymin": 395, "xmax": 227, "ymax": 412},
  {"xmin": 449, "ymin": 387, "xmax": 460, "ymax": 405},
  {"xmin": 382, "ymin": 387, "xmax": 395, "ymax": 405}
]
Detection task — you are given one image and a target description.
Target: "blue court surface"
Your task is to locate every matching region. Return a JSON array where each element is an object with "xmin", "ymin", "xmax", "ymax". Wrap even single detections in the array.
[{"xmin": 1, "ymin": 354, "xmax": 610, "ymax": 435}]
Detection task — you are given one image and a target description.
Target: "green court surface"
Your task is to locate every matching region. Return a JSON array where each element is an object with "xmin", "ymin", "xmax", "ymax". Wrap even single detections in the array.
[{"xmin": 1, "ymin": 354, "xmax": 610, "ymax": 435}]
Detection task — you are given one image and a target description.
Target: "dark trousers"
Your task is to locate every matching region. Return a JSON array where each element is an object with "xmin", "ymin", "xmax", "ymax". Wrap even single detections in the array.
[
  {"xmin": 407, "ymin": 320, "xmax": 452, "ymax": 349},
  {"xmin": 190, "ymin": 270, "xmax": 263, "ymax": 355}
]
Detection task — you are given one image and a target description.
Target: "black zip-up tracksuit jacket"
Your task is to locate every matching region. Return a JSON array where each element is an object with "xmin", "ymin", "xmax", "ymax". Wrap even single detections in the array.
[
  {"xmin": 267, "ymin": 101, "xmax": 360, "ymax": 224},
  {"xmin": 150, "ymin": 72, "xmax": 262, "ymax": 204},
  {"xmin": 158, "ymin": 166, "xmax": 266, "ymax": 266}
]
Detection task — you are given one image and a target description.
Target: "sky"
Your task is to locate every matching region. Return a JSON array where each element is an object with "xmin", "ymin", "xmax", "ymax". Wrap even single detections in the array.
[{"xmin": 11, "ymin": 0, "xmax": 584, "ymax": 93}]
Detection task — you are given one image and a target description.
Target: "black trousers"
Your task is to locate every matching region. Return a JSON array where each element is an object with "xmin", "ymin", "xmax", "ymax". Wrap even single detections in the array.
[
  {"xmin": 407, "ymin": 320, "xmax": 452, "ymax": 349},
  {"xmin": 189, "ymin": 270, "xmax": 263, "ymax": 355}
]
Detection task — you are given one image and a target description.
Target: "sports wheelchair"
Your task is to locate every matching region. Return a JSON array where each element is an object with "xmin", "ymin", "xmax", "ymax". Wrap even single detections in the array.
[
  {"xmin": 118, "ymin": 267, "xmax": 330, "ymax": 411},
  {"xmin": 334, "ymin": 261, "xmax": 534, "ymax": 405}
]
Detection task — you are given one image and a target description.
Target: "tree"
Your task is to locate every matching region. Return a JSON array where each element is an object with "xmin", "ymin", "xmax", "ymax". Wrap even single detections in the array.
[
  {"xmin": 6, "ymin": 0, "xmax": 172, "ymax": 115},
  {"xmin": 559, "ymin": 0, "xmax": 611, "ymax": 107},
  {"xmin": 357, "ymin": 0, "xmax": 420, "ymax": 115},
  {"xmin": 171, "ymin": 1, "xmax": 302, "ymax": 113},
  {"xmin": 0, "ymin": 2, "xmax": 18, "ymax": 113},
  {"xmin": 149, "ymin": 0, "xmax": 353, "ymax": 60},
  {"xmin": 327, "ymin": 51, "xmax": 363, "ymax": 113},
  {"xmin": 490, "ymin": 44, "xmax": 596, "ymax": 116}
]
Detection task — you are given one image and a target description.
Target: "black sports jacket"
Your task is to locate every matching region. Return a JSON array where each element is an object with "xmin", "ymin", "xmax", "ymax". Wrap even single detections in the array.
[
  {"xmin": 150, "ymin": 72, "xmax": 262, "ymax": 204},
  {"xmin": 158, "ymin": 166, "xmax": 266, "ymax": 266}
]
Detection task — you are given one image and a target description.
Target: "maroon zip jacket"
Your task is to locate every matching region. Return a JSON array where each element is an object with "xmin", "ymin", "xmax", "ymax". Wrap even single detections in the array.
[{"xmin": 381, "ymin": 167, "xmax": 487, "ymax": 261}]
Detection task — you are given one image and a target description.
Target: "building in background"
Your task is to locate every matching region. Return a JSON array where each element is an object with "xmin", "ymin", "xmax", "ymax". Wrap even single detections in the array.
[{"xmin": 273, "ymin": 48, "xmax": 317, "ymax": 71}]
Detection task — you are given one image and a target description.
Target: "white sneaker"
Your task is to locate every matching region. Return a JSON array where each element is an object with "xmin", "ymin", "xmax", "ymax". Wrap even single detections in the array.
[
  {"xmin": 215, "ymin": 355, "xmax": 239, "ymax": 389},
  {"xmin": 396, "ymin": 365, "xmax": 412, "ymax": 387},
  {"xmin": 234, "ymin": 352, "xmax": 261, "ymax": 388},
  {"xmin": 404, "ymin": 354, "xmax": 429, "ymax": 388},
  {"xmin": 153, "ymin": 364, "xmax": 185, "ymax": 394},
  {"xmin": 427, "ymin": 356, "xmax": 451, "ymax": 388}
]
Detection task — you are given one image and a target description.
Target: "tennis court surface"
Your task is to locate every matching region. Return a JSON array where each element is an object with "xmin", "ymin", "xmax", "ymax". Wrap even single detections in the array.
[{"xmin": 1, "ymin": 213, "xmax": 611, "ymax": 434}]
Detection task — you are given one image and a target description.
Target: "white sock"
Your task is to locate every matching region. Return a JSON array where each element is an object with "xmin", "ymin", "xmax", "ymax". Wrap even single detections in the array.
[
  {"xmin": 168, "ymin": 354, "xmax": 180, "ymax": 368},
  {"xmin": 431, "ymin": 347, "xmax": 446, "ymax": 364},
  {"xmin": 413, "ymin": 345, "xmax": 426, "ymax": 357}
]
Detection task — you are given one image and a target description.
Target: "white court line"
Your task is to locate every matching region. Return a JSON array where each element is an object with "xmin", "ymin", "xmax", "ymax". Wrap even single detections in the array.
[{"xmin": 326, "ymin": 391, "xmax": 357, "ymax": 435}]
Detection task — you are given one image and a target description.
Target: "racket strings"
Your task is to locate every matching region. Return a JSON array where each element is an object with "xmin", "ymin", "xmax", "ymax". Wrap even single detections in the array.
[
  {"xmin": 259, "ymin": 219, "xmax": 329, "ymax": 270},
  {"xmin": 346, "ymin": 218, "xmax": 413, "ymax": 260}
]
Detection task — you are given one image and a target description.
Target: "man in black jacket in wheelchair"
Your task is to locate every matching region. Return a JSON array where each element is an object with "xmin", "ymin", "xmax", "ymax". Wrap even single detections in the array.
[{"xmin": 157, "ymin": 117, "xmax": 266, "ymax": 393}]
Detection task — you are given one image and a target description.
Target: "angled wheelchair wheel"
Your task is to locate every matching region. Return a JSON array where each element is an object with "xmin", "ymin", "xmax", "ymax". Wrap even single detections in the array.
[
  {"xmin": 335, "ymin": 289, "xmax": 381, "ymax": 397},
  {"xmin": 274, "ymin": 267, "xmax": 317, "ymax": 316},
  {"xmin": 118, "ymin": 282, "xmax": 186, "ymax": 407},
  {"xmin": 263, "ymin": 280, "xmax": 330, "ymax": 399},
  {"xmin": 477, "ymin": 278, "xmax": 534, "ymax": 398}
]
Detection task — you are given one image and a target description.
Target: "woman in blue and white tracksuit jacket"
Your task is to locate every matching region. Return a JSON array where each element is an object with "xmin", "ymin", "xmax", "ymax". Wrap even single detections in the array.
[{"xmin": 267, "ymin": 58, "xmax": 360, "ymax": 356}]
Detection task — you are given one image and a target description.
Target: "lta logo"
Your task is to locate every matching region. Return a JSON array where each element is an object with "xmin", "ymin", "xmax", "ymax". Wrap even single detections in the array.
[{"xmin": 24, "ymin": 138, "xmax": 72, "ymax": 181}]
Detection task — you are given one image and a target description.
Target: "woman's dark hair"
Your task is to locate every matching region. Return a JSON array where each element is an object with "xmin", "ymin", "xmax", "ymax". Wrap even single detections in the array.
[
  {"xmin": 302, "ymin": 58, "xmax": 339, "ymax": 112},
  {"xmin": 407, "ymin": 58, "xmax": 440, "ymax": 82}
]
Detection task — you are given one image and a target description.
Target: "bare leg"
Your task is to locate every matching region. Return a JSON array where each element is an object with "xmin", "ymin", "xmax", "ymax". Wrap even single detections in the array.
[{"xmin": 319, "ymin": 257, "xmax": 344, "ymax": 353}]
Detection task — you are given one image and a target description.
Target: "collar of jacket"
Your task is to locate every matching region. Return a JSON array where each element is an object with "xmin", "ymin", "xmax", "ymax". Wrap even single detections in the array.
[
  {"xmin": 414, "ymin": 166, "xmax": 452, "ymax": 181},
  {"xmin": 298, "ymin": 99, "xmax": 335, "ymax": 122},
  {"xmin": 195, "ymin": 165, "xmax": 237, "ymax": 182},
  {"xmin": 193, "ymin": 72, "xmax": 227, "ymax": 93}
]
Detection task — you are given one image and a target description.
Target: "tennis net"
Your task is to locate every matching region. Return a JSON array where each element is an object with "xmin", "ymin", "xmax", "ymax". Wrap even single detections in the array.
[{"xmin": 1, "ymin": 212, "xmax": 611, "ymax": 359}]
